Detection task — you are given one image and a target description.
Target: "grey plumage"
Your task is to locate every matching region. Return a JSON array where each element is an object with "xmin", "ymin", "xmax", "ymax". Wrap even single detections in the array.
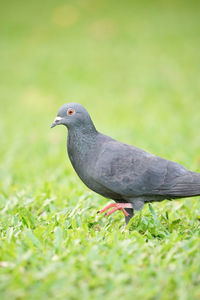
[{"xmin": 51, "ymin": 103, "xmax": 200, "ymax": 223}]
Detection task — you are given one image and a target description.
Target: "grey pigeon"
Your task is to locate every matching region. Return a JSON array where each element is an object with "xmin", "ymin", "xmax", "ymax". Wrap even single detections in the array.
[{"xmin": 51, "ymin": 103, "xmax": 200, "ymax": 224}]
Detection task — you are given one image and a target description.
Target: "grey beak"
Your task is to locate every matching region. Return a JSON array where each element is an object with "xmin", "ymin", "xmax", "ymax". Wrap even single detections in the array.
[{"xmin": 50, "ymin": 116, "xmax": 63, "ymax": 128}]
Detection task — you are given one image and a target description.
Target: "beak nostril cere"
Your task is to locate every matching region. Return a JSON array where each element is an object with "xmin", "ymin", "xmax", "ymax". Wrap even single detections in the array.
[{"xmin": 55, "ymin": 116, "xmax": 62, "ymax": 122}]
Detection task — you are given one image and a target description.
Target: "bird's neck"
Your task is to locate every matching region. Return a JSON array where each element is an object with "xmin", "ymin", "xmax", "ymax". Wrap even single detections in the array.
[{"xmin": 67, "ymin": 127, "xmax": 98, "ymax": 168}]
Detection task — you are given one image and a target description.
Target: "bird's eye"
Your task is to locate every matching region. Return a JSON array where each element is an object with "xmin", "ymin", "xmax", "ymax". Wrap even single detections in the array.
[{"xmin": 67, "ymin": 108, "xmax": 75, "ymax": 116}]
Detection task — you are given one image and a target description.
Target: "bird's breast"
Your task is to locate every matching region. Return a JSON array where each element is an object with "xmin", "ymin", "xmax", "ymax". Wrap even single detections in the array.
[
  {"xmin": 67, "ymin": 136, "xmax": 96, "ymax": 182},
  {"xmin": 67, "ymin": 143, "xmax": 121, "ymax": 200}
]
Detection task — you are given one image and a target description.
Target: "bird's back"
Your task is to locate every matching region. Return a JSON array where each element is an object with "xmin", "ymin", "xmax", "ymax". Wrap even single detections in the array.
[{"xmin": 91, "ymin": 135, "xmax": 200, "ymax": 201}]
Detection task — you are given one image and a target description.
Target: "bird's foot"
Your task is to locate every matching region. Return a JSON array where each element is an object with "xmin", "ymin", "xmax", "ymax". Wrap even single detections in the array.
[{"xmin": 97, "ymin": 203, "xmax": 133, "ymax": 217}]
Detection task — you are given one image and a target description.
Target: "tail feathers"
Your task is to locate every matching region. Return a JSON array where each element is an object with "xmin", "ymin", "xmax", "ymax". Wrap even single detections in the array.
[{"xmin": 162, "ymin": 172, "xmax": 200, "ymax": 198}]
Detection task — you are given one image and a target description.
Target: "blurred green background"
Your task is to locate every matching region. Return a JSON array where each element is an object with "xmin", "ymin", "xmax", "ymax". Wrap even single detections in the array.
[{"xmin": 0, "ymin": 0, "xmax": 200, "ymax": 299}]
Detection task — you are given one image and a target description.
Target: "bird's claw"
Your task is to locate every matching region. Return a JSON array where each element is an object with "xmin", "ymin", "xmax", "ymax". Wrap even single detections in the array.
[{"xmin": 97, "ymin": 203, "xmax": 133, "ymax": 217}]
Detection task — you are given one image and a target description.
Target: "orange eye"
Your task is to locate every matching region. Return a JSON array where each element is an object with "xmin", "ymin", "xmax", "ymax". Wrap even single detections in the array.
[{"xmin": 67, "ymin": 108, "xmax": 75, "ymax": 116}]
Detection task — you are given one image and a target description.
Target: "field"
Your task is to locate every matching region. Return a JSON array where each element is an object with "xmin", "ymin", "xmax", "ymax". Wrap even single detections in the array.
[{"xmin": 0, "ymin": 0, "xmax": 200, "ymax": 299}]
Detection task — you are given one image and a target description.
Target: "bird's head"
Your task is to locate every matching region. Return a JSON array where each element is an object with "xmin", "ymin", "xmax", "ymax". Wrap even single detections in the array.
[{"xmin": 51, "ymin": 103, "xmax": 96, "ymax": 132}]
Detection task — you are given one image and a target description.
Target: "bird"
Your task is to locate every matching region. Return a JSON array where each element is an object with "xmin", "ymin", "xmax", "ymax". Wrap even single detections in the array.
[{"xmin": 51, "ymin": 103, "xmax": 200, "ymax": 225}]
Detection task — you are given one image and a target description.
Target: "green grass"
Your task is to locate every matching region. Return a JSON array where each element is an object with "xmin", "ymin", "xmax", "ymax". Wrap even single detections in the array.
[{"xmin": 0, "ymin": 0, "xmax": 200, "ymax": 299}]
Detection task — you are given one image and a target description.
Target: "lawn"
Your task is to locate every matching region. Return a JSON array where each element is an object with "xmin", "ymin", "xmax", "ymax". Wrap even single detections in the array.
[{"xmin": 0, "ymin": 0, "xmax": 200, "ymax": 299}]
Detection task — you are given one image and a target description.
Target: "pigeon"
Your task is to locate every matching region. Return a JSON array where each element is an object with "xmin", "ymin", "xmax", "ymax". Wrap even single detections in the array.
[{"xmin": 51, "ymin": 103, "xmax": 200, "ymax": 224}]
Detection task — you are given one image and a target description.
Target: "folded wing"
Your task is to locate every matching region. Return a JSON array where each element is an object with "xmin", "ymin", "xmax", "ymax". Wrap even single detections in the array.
[{"xmin": 94, "ymin": 140, "xmax": 200, "ymax": 199}]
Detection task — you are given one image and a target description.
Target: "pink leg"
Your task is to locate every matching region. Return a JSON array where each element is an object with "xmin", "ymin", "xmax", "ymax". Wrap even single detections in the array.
[
  {"xmin": 97, "ymin": 203, "xmax": 117, "ymax": 214},
  {"xmin": 105, "ymin": 206, "xmax": 129, "ymax": 216},
  {"xmin": 97, "ymin": 203, "xmax": 133, "ymax": 217}
]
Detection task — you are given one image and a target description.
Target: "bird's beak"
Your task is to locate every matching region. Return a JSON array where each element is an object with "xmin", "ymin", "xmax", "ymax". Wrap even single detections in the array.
[{"xmin": 51, "ymin": 116, "xmax": 63, "ymax": 128}]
